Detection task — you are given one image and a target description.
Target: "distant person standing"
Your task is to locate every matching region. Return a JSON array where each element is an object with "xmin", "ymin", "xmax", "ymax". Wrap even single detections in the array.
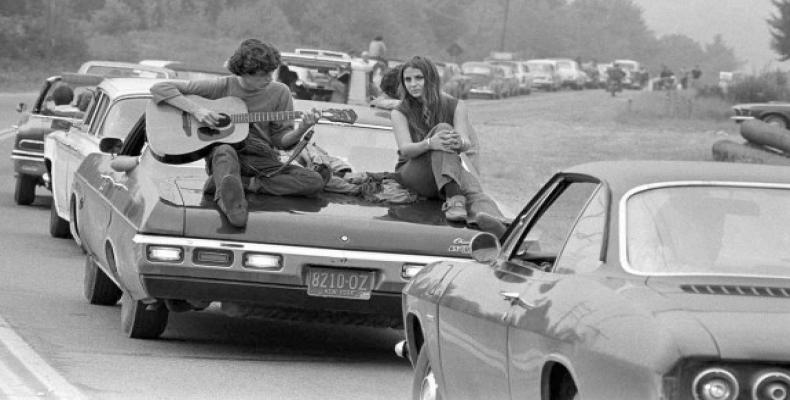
[
  {"xmin": 691, "ymin": 65, "xmax": 703, "ymax": 89},
  {"xmin": 368, "ymin": 35, "xmax": 387, "ymax": 61}
]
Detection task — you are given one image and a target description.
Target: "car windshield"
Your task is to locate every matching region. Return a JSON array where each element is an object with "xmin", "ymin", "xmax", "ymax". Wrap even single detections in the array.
[
  {"xmin": 626, "ymin": 185, "xmax": 790, "ymax": 276},
  {"xmin": 527, "ymin": 63, "xmax": 551, "ymax": 72},
  {"xmin": 463, "ymin": 65, "xmax": 491, "ymax": 75},
  {"xmin": 85, "ymin": 65, "xmax": 168, "ymax": 79},
  {"xmin": 100, "ymin": 97, "xmax": 148, "ymax": 139}
]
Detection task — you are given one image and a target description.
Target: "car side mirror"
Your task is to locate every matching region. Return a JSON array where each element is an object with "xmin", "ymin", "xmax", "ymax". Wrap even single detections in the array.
[
  {"xmin": 110, "ymin": 156, "xmax": 139, "ymax": 172},
  {"xmin": 470, "ymin": 232, "xmax": 501, "ymax": 263},
  {"xmin": 16, "ymin": 102, "xmax": 26, "ymax": 113},
  {"xmin": 99, "ymin": 137, "xmax": 123, "ymax": 154}
]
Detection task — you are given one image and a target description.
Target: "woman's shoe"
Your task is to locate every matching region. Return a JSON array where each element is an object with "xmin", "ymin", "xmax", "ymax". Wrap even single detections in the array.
[{"xmin": 442, "ymin": 195, "xmax": 467, "ymax": 222}]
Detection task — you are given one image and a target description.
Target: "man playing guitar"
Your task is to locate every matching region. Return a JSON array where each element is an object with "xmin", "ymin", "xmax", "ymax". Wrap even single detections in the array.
[{"xmin": 150, "ymin": 39, "xmax": 325, "ymax": 228}]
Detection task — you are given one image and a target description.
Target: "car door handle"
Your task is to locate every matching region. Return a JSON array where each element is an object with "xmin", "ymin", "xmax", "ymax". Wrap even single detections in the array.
[
  {"xmin": 99, "ymin": 175, "xmax": 127, "ymax": 191},
  {"xmin": 500, "ymin": 291, "xmax": 535, "ymax": 310}
]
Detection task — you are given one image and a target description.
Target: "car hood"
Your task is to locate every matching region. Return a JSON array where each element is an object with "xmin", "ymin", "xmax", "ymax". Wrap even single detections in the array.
[
  {"xmin": 733, "ymin": 102, "xmax": 790, "ymax": 109},
  {"xmin": 645, "ymin": 278, "xmax": 790, "ymax": 360},
  {"xmin": 171, "ymin": 177, "xmax": 480, "ymax": 258}
]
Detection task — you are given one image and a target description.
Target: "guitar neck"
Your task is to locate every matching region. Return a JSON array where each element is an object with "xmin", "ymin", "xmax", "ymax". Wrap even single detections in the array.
[{"xmin": 231, "ymin": 110, "xmax": 303, "ymax": 124}]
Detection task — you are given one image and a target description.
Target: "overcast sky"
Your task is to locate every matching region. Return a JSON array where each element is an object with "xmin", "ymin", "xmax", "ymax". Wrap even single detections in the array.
[{"xmin": 633, "ymin": 0, "xmax": 784, "ymax": 72}]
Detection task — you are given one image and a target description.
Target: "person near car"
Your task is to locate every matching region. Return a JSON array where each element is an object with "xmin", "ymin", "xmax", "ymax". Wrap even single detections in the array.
[
  {"xmin": 150, "ymin": 38, "xmax": 325, "ymax": 228},
  {"xmin": 370, "ymin": 66, "xmax": 401, "ymax": 110},
  {"xmin": 390, "ymin": 56, "xmax": 506, "ymax": 236},
  {"xmin": 47, "ymin": 85, "xmax": 81, "ymax": 114},
  {"xmin": 691, "ymin": 64, "xmax": 703, "ymax": 89},
  {"xmin": 328, "ymin": 71, "xmax": 351, "ymax": 103},
  {"xmin": 367, "ymin": 35, "xmax": 387, "ymax": 61}
]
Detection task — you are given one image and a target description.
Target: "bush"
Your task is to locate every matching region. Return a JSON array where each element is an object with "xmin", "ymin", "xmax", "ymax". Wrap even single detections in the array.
[{"xmin": 727, "ymin": 71, "xmax": 790, "ymax": 103}]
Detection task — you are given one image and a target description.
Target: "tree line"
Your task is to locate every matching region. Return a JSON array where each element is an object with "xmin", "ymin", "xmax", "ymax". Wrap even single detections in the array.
[{"xmin": 0, "ymin": 0, "xmax": 743, "ymax": 80}]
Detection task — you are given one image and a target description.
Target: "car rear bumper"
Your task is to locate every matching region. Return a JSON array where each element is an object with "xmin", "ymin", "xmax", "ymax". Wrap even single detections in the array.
[
  {"xmin": 11, "ymin": 151, "xmax": 46, "ymax": 177},
  {"xmin": 127, "ymin": 234, "xmax": 466, "ymax": 321},
  {"xmin": 730, "ymin": 116, "xmax": 755, "ymax": 122}
]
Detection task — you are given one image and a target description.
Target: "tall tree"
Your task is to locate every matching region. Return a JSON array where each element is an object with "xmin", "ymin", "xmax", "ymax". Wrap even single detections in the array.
[{"xmin": 768, "ymin": 0, "xmax": 790, "ymax": 61}]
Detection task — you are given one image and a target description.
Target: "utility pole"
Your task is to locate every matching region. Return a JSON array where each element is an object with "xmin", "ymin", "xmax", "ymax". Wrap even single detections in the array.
[{"xmin": 499, "ymin": 0, "xmax": 511, "ymax": 51}]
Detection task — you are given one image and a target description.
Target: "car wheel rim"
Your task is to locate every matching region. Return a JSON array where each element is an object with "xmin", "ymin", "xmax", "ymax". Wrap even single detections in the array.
[{"xmin": 420, "ymin": 368, "xmax": 438, "ymax": 400}]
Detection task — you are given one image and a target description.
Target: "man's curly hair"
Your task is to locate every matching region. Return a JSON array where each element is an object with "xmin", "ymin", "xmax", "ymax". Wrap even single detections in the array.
[
  {"xmin": 380, "ymin": 66, "xmax": 401, "ymax": 99},
  {"xmin": 227, "ymin": 39, "xmax": 281, "ymax": 76}
]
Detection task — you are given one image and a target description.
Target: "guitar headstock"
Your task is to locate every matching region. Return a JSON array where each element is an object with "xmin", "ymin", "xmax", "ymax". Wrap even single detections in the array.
[{"xmin": 320, "ymin": 109, "xmax": 358, "ymax": 124}]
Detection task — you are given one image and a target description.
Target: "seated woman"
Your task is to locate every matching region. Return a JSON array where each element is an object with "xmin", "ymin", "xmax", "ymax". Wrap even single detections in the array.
[{"xmin": 390, "ymin": 56, "xmax": 505, "ymax": 236}]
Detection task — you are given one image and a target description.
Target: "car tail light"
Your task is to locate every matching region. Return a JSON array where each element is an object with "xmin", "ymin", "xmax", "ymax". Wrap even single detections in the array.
[
  {"xmin": 692, "ymin": 368, "xmax": 739, "ymax": 400},
  {"xmin": 401, "ymin": 264, "xmax": 424, "ymax": 279},
  {"xmin": 147, "ymin": 245, "xmax": 184, "ymax": 262},
  {"xmin": 243, "ymin": 253, "xmax": 282, "ymax": 270},
  {"xmin": 193, "ymin": 248, "xmax": 233, "ymax": 267}
]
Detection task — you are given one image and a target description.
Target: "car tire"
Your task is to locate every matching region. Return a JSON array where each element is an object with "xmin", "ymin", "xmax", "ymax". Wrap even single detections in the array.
[
  {"xmin": 121, "ymin": 292, "xmax": 168, "ymax": 339},
  {"xmin": 83, "ymin": 256, "xmax": 122, "ymax": 306},
  {"xmin": 14, "ymin": 174, "xmax": 36, "ymax": 205},
  {"xmin": 49, "ymin": 200, "xmax": 70, "ymax": 238},
  {"xmin": 412, "ymin": 347, "xmax": 441, "ymax": 400},
  {"xmin": 557, "ymin": 373, "xmax": 579, "ymax": 400},
  {"xmin": 762, "ymin": 115, "xmax": 788, "ymax": 130}
]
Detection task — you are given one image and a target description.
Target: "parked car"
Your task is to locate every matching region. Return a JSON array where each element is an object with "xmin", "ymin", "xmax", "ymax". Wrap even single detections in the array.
[
  {"xmin": 436, "ymin": 61, "xmax": 471, "ymax": 99},
  {"xmin": 731, "ymin": 102, "xmax": 790, "ymax": 129},
  {"xmin": 44, "ymin": 78, "xmax": 163, "ymax": 239},
  {"xmin": 487, "ymin": 60, "xmax": 532, "ymax": 95},
  {"xmin": 280, "ymin": 52, "xmax": 374, "ymax": 106},
  {"xmin": 525, "ymin": 59, "xmax": 560, "ymax": 91},
  {"xmin": 77, "ymin": 61, "xmax": 173, "ymax": 79},
  {"xmin": 549, "ymin": 58, "xmax": 587, "ymax": 90},
  {"xmin": 10, "ymin": 73, "xmax": 104, "ymax": 205},
  {"xmin": 294, "ymin": 48, "xmax": 352, "ymax": 60},
  {"xmin": 399, "ymin": 160, "xmax": 790, "ymax": 400},
  {"xmin": 139, "ymin": 60, "xmax": 227, "ymax": 80},
  {"xmin": 72, "ymin": 100, "xmax": 490, "ymax": 339},
  {"xmin": 461, "ymin": 61, "xmax": 507, "ymax": 99},
  {"xmin": 613, "ymin": 59, "xmax": 642, "ymax": 89},
  {"xmin": 491, "ymin": 63, "xmax": 521, "ymax": 97}
]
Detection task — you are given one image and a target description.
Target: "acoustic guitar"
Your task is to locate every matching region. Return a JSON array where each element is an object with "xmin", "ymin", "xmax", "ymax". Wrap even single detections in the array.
[{"xmin": 146, "ymin": 95, "xmax": 357, "ymax": 164}]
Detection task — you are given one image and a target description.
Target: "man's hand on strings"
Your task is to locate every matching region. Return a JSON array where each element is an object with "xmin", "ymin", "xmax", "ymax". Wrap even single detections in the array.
[
  {"xmin": 193, "ymin": 108, "xmax": 223, "ymax": 128},
  {"xmin": 300, "ymin": 108, "xmax": 321, "ymax": 134}
]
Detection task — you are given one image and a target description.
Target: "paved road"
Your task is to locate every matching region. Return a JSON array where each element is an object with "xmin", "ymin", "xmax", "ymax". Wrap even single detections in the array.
[{"xmin": 0, "ymin": 93, "xmax": 412, "ymax": 399}]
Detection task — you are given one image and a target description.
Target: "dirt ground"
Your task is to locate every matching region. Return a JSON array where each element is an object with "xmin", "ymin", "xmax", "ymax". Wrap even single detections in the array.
[{"xmin": 467, "ymin": 89, "xmax": 739, "ymax": 213}]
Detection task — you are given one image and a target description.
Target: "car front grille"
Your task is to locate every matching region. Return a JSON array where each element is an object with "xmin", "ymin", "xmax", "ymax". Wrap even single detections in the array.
[{"xmin": 681, "ymin": 284, "xmax": 790, "ymax": 298}]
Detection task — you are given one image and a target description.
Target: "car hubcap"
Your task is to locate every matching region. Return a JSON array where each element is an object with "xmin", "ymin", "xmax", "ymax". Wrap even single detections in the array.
[{"xmin": 420, "ymin": 368, "xmax": 438, "ymax": 400}]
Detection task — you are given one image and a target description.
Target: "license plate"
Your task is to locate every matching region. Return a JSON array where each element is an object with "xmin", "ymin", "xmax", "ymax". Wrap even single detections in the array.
[{"xmin": 306, "ymin": 267, "xmax": 374, "ymax": 300}]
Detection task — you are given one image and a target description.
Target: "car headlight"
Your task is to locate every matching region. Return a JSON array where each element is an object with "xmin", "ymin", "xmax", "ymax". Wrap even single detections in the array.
[{"xmin": 692, "ymin": 368, "xmax": 739, "ymax": 400}]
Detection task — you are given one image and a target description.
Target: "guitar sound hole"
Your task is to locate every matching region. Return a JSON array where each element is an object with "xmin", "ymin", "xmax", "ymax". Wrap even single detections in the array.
[{"xmin": 216, "ymin": 114, "xmax": 231, "ymax": 128}]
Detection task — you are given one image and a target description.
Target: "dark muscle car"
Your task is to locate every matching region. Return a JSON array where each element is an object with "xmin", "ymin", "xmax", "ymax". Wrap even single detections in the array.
[
  {"xmin": 10, "ymin": 73, "xmax": 104, "ymax": 205},
  {"xmin": 73, "ymin": 100, "xmax": 486, "ymax": 339},
  {"xmin": 732, "ymin": 102, "xmax": 790, "ymax": 129},
  {"xmin": 399, "ymin": 160, "xmax": 790, "ymax": 400}
]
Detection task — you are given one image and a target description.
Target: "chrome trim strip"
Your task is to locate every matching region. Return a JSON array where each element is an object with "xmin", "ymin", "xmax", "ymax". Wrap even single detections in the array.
[
  {"xmin": 133, "ymin": 234, "xmax": 468, "ymax": 264},
  {"xmin": 730, "ymin": 116, "xmax": 755, "ymax": 121},
  {"xmin": 619, "ymin": 181, "xmax": 790, "ymax": 278},
  {"xmin": 19, "ymin": 139, "xmax": 44, "ymax": 146},
  {"xmin": 11, "ymin": 155, "xmax": 45, "ymax": 162},
  {"xmin": 12, "ymin": 149, "xmax": 43, "ymax": 157}
]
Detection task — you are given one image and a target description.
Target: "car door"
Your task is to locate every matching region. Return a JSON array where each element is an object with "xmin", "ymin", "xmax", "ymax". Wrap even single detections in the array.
[
  {"xmin": 502, "ymin": 178, "xmax": 606, "ymax": 399},
  {"xmin": 53, "ymin": 91, "xmax": 109, "ymax": 215},
  {"xmin": 437, "ymin": 259, "xmax": 527, "ymax": 400}
]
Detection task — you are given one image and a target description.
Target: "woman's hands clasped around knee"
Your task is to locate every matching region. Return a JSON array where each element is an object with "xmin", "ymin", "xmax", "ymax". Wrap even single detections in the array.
[{"xmin": 428, "ymin": 128, "xmax": 464, "ymax": 153}]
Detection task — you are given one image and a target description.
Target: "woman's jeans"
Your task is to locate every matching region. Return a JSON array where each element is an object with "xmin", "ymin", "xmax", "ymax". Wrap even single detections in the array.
[{"xmin": 396, "ymin": 149, "xmax": 504, "ymax": 220}]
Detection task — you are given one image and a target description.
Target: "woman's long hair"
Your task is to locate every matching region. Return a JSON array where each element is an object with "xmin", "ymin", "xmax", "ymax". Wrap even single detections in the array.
[{"xmin": 399, "ymin": 56, "xmax": 447, "ymax": 132}]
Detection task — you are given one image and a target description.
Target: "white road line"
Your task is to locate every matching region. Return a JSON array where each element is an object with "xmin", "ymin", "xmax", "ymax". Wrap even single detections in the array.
[
  {"xmin": 0, "ymin": 360, "xmax": 42, "ymax": 398},
  {"xmin": 0, "ymin": 128, "xmax": 15, "ymax": 141},
  {"xmin": 0, "ymin": 315, "xmax": 86, "ymax": 400}
]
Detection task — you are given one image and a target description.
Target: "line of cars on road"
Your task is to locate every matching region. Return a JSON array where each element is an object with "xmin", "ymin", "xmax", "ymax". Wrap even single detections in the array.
[{"xmin": 9, "ymin": 57, "xmax": 790, "ymax": 400}]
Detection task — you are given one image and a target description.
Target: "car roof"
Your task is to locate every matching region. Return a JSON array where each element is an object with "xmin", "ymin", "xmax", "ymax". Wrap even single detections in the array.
[
  {"xmin": 79, "ymin": 60, "xmax": 172, "ymax": 74},
  {"xmin": 97, "ymin": 77, "xmax": 176, "ymax": 98},
  {"xmin": 566, "ymin": 160, "xmax": 790, "ymax": 196},
  {"xmin": 165, "ymin": 62, "xmax": 228, "ymax": 75}
]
